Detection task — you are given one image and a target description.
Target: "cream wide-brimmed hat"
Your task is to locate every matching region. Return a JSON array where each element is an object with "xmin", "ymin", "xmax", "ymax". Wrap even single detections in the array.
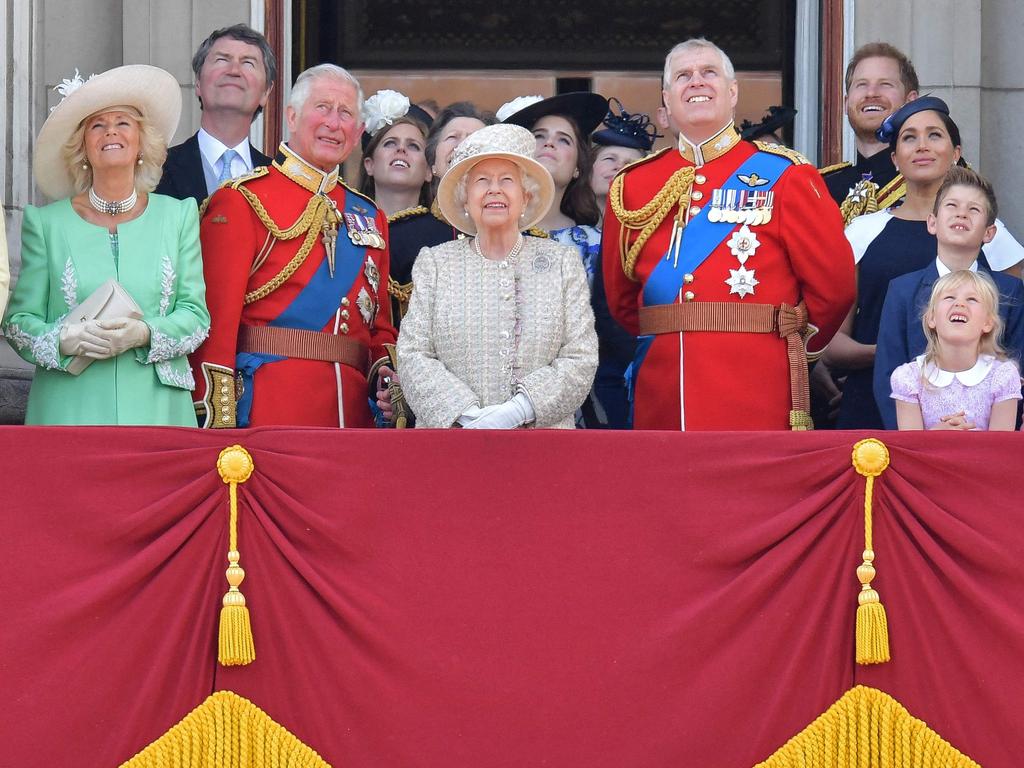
[
  {"xmin": 436, "ymin": 123, "xmax": 555, "ymax": 236},
  {"xmin": 34, "ymin": 64, "xmax": 181, "ymax": 199}
]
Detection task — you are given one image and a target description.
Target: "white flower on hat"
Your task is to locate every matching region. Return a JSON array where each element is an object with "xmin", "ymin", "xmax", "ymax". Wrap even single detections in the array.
[
  {"xmin": 51, "ymin": 68, "xmax": 96, "ymax": 112},
  {"xmin": 363, "ymin": 89, "xmax": 411, "ymax": 136},
  {"xmin": 496, "ymin": 95, "xmax": 544, "ymax": 123}
]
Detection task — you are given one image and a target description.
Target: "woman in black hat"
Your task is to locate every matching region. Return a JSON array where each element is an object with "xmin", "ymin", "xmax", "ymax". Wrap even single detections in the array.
[
  {"xmin": 500, "ymin": 92, "xmax": 608, "ymax": 287},
  {"xmin": 589, "ymin": 98, "xmax": 660, "ymax": 226},
  {"xmin": 823, "ymin": 96, "xmax": 1024, "ymax": 429},
  {"xmin": 587, "ymin": 99, "xmax": 660, "ymax": 429}
]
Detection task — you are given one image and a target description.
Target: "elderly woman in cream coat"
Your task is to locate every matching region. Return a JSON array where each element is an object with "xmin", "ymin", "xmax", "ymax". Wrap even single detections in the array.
[{"xmin": 397, "ymin": 123, "xmax": 597, "ymax": 428}]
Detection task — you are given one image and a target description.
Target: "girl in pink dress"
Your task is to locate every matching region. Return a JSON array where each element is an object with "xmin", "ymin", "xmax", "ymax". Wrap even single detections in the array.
[{"xmin": 891, "ymin": 270, "xmax": 1021, "ymax": 430}]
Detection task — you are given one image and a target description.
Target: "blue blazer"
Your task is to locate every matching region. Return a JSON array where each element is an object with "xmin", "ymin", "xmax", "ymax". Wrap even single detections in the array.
[{"xmin": 873, "ymin": 256, "xmax": 1024, "ymax": 429}]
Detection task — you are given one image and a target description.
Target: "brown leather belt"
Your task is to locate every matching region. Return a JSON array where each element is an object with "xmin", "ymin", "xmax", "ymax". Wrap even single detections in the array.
[
  {"xmin": 637, "ymin": 300, "xmax": 812, "ymax": 430},
  {"xmin": 238, "ymin": 324, "xmax": 368, "ymax": 374}
]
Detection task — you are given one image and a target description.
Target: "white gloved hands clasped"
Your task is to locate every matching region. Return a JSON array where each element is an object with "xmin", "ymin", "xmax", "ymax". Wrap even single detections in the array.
[
  {"xmin": 59, "ymin": 319, "xmax": 112, "ymax": 358},
  {"xmin": 459, "ymin": 393, "xmax": 535, "ymax": 430},
  {"xmin": 93, "ymin": 317, "xmax": 150, "ymax": 357}
]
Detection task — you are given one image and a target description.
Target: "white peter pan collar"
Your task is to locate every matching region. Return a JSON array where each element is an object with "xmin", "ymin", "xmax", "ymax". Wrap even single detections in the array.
[{"xmin": 917, "ymin": 353, "xmax": 995, "ymax": 387}]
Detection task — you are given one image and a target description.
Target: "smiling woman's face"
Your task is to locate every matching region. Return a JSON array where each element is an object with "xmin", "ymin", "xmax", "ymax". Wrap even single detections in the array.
[
  {"xmin": 465, "ymin": 157, "xmax": 528, "ymax": 235},
  {"xmin": 891, "ymin": 109, "xmax": 961, "ymax": 184},
  {"xmin": 83, "ymin": 110, "xmax": 141, "ymax": 172},
  {"xmin": 363, "ymin": 121, "xmax": 431, "ymax": 192}
]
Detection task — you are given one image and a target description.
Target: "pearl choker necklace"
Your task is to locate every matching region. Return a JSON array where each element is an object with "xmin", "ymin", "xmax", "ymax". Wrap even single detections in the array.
[
  {"xmin": 89, "ymin": 186, "xmax": 138, "ymax": 216},
  {"xmin": 472, "ymin": 234, "xmax": 524, "ymax": 261}
]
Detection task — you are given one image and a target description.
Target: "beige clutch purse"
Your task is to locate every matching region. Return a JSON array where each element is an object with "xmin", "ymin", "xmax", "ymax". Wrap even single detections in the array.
[{"xmin": 65, "ymin": 279, "xmax": 143, "ymax": 375}]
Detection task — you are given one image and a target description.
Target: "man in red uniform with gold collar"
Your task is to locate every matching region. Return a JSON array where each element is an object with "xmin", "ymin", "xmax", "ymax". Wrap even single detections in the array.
[
  {"xmin": 191, "ymin": 64, "xmax": 396, "ymax": 428},
  {"xmin": 602, "ymin": 38, "xmax": 855, "ymax": 430}
]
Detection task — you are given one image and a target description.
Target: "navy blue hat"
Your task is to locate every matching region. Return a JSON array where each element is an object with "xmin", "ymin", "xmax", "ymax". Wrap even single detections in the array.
[
  {"xmin": 592, "ymin": 98, "xmax": 660, "ymax": 152},
  {"xmin": 876, "ymin": 96, "xmax": 956, "ymax": 146},
  {"xmin": 501, "ymin": 92, "xmax": 609, "ymax": 138}
]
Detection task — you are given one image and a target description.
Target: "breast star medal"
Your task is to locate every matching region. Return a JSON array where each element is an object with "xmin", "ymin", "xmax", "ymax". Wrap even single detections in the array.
[
  {"xmin": 725, "ymin": 266, "xmax": 759, "ymax": 298},
  {"xmin": 726, "ymin": 224, "xmax": 760, "ymax": 264}
]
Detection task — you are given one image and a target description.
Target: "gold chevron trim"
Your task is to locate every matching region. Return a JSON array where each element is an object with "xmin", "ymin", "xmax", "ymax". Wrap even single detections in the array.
[
  {"xmin": 754, "ymin": 686, "xmax": 980, "ymax": 768},
  {"xmin": 119, "ymin": 690, "xmax": 331, "ymax": 768}
]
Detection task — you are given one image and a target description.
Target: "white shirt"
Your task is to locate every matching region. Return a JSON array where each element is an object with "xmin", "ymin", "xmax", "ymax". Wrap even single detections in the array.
[
  {"xmin": 197, "ymin": 128, "xmax": 255, "ymax": 195},
  {"xmin": 935, "ymin": 257, "xmax": 978, "ymax": 276}
]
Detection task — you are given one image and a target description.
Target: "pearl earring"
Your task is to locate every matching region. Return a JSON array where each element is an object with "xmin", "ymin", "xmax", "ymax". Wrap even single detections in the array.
[
  {"xmin": 137, "ymin": 155, "xmax": 144, "ymax": 166},
  {"xmin": 82, "ymin": 162, "xmax": 88, "ymax": 170}
]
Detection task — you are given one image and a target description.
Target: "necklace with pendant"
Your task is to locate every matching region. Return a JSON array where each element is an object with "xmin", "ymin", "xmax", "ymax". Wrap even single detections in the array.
[{"xmin": 89, "ymin": 186, "xmax": 138, "ymax": 216}]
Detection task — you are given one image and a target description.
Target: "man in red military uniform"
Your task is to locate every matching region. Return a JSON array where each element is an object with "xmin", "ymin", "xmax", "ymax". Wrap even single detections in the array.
[
  {"xmin": 603, "ymin": 38, "xmax": 855, "ymax": 430},
  {"xmin": 191, "ymin": 63, "xmax": 397, "ymax": 428}
]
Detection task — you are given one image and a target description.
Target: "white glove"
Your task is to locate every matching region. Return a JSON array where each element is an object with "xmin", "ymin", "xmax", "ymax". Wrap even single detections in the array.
[
  {"xmin": 94, "ymin": 317, "xmax": 150, "ymax": 357},
  {"xmin": 456, "ymin": 403, "xmax": 503, "ymax": 428},
  {"xmin": 464, "ymin": 393, "xmax": 536, "ymax": 430},
  {"xmin": 59, "ymin": 320, "xmax": 112, "ymax": 358}
]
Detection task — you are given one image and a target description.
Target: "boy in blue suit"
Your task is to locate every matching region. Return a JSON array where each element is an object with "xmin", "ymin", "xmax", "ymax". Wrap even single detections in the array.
[{"xmin": 874, "ymin": 167, "xmax": 1024, "ymax": 428}]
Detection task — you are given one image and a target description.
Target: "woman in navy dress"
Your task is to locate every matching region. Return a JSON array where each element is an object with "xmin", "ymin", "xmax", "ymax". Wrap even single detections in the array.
[{"xmin": 824, "ymin": 97, "xmax": 1024, "ymax": 429}]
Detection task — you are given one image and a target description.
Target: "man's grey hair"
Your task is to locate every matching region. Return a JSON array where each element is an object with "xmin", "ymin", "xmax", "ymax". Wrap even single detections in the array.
[
  {"xmin": 288, "ymin": 64, "xmax": 364, "ymax": 116},
  {"xmin": 662, "ymin": 38, "xmax": 736, "ymax": 88}
]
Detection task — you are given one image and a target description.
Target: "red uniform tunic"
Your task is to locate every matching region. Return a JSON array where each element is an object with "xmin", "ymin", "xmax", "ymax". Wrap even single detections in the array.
[
  {"xmin": 190, "ymin": 145, "xmax": 397, "ymax": 428},
  {"xmin": 602, "ymin": 124, "xmax": 855, "ymax": 430}
]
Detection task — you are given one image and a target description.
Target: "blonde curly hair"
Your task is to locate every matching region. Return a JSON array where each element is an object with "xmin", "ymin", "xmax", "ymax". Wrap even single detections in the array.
[{"xmin": 61, "ymin": 110, "xmax": 167, "ymax": 195}]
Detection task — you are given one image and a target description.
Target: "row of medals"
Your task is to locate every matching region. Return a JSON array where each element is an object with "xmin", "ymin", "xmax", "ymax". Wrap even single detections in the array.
[{"xmin": 710, "ymin": 188, "xmax": 774, "ymax": 299}]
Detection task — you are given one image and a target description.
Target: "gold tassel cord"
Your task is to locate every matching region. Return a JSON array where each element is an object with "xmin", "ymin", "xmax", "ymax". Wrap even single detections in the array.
[
  {"xmin": 753, "ymin": 685, "xmax": 981, "ymax": 767},
  {"xmin": 217, "ymin": 445, "xmax": 256, "ymax": 666},
  {"xmin": 851, "ymin": 438, "xmax": 891, "ymax": 665},
  {"xmin": 608, "ymin": 167, "xmax": 695, "ymax": 280},
  {"xmin": 119, "ymin": 690, "xmax": 331, "ymax": 767}
]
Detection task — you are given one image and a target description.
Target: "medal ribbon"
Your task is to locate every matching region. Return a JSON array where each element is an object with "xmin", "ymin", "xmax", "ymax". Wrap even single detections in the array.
[{"xmin": 642, "ymin": 151, "xmax": 790, "ymax": 307}]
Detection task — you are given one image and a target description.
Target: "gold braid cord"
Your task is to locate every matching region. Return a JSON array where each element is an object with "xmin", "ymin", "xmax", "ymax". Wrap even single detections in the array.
[
  {"xmin": 753, "ymin": 686, "xmax": 980, "ymax": 768},
  {"xmin": 236, "ymin": 186, "xmax": 336, "ymax": 305},
  {"xmin": 608, "ymin": 166, "xmax": 695, "ymax": 281},
  {"xmin": 119, "ymin": 690, "xmax": 331, "ymax": 768}
]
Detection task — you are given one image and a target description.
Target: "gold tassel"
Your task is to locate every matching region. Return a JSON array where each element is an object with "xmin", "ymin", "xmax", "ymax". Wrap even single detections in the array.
[
  {"xmin": 851, "ymin": 438, "xmax": 891, "ymax": 665},
  {"xmin": 216, "ymin": 445, "xmax": 256, "ymax": 666}
]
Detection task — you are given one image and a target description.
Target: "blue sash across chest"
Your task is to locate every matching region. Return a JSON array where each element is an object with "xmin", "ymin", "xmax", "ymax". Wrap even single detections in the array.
[
  {"xmin": 642, "ymin": 151, "xmax": 790, "ymax": 307},
  {"xmin": 235, "ymin": 191, "xmax": 374, "ymax": 425}
]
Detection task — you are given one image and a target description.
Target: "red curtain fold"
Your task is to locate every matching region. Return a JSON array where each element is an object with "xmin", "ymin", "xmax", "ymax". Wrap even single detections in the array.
[{"xmin": 0, "ymin": 427, "xmax": 1019, "ymax": 767}]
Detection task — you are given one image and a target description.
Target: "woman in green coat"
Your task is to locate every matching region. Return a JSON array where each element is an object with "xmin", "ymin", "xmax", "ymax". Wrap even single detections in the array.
[{"xmin": 3, "ymin": 65, "xmax": 210, "ymax": 425}]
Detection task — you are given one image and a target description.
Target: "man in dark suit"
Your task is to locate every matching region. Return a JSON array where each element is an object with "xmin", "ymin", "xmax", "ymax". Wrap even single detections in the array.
[{"xmin": 156, "ymin": 24, "xmax": 276, "ymax": 206}]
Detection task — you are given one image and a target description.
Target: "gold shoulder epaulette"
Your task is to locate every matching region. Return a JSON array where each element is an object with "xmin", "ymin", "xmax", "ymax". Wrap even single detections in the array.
[
  {"xmin": 819, "ymin": 161, "xmax": 852, "ymax": 176},
  {"xmin": 754, "ymin": 141, "xmax": 810, "ymax": 165},
  {"xmin": 618, "ymin": 146, "xmax": 672, "ymax": 175},
  {"xmin": 226, "ymin": 166, "xmax": 270, "ymax": 190},
  {"xmin": 877, "ymin": 174, "xmax": 906, "ymax": 209},
  {"xmin": 388, "ymin": 205, "xmax": 429, "ymax": 224},
  {"xmin": 339, "ymin": 180, "xmax": 380, "ymax": 212},
  {"xmin": 525, "ymin": 227, "xmax": 550, "ymax": 239}
]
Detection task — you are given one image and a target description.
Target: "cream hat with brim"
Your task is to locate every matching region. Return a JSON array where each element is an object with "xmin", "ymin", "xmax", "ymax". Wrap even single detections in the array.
[
  {"xmin": 437, "ymin": 123, "xmax": 555, "ymax": 236},
  {"xmin": 34, "ymin": 64, "xmax": 181, "ymax": 200}
]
